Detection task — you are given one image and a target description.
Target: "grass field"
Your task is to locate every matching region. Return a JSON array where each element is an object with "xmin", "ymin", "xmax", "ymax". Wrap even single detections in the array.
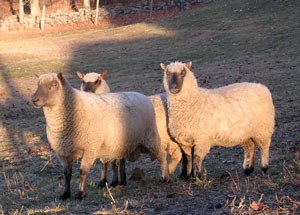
[{"xmin": 0, "ymin": 0, "xmax": 300, "ymax": 214}]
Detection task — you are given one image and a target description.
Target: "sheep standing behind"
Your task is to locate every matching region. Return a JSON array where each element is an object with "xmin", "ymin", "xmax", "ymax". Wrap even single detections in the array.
[
  {"xmin": 161, "ymin": 61, "xmax": 275, "ymax": 179},
  {"xmin": 76, "ymin": 70, "xmax": 125, "ymax": 188},
  {"xmin": 76, "ymin": 70, "xmax": 110, "ymax": 94},
  {"xmin": 77, "ymin": 72, "xmax": 183, "ymax": 182},
  {"xmin": 32, "ymin": 72, "xmax": 169, "ymax": 199}
]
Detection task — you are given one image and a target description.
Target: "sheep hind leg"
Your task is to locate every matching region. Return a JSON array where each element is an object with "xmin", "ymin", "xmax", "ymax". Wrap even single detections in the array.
[
  {"xmin": 98, "ymin": 162, "xmax": 108, "ymax": 188},
  {"xmin": 145, "ymin": 138, "xmax": 170, "ymax": 182},
  {"xmin": 242, "ymin": 140, "xmax": 255, "ymax": 176},
  {"xmin": 60, "ymin": 157, "xmax": 73, "ymax": 200},
  {"xmin": 259, "ymin": 138, "xmax": 271, "ymax": 174},
  {"xmin": 168, "ymin": 143, "xmax": 182, "ymax": 176},
  {"xmin": 75, "ymin": 158, "xmax": 94, "ymax": 200}
]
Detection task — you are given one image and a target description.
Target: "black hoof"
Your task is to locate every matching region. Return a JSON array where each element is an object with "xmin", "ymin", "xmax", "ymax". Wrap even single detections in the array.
[
  {"xmin": 119, "ymin": 180, "xmax": 127, "ymax": 186},
  {"xmin": 179, "ymin": 174, "xmax": 193, "ymax": 181},
  {"xmin": 244, "ymin": 166, "xmax": 254, "ymax": 176},
  {"xmin": 110, "ymin": 180, "xmax": 119, "ymax": 187},
  {"xmin": 60, "ymin": 191, "xmax": 71, "ymax": 200},
  {"xmin": 74, "ymin": 191, "xmax": 86, "ymax": 200},
  {"xmin": 161, "ymin": 176, "xmax": 172, "ymax": 183},
  {"xmin": 262, "ymin": 166, "xmax": 268, "ymax": 173},
  {"xmin": 97, "ymin": 180, "xmax": 107, "ymax": 189}
]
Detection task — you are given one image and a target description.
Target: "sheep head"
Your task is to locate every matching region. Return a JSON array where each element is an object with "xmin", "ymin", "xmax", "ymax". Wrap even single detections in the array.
[
  {"xmin": 32, "ymin": 73, "xmax": 64, "ymax": 108},
  {"xmin": 160, "ymin": 61, "xmax": 192, "ymax": 94},
  {"xmin": 76, "ymin": 70, "xmax": 107, "ymax": 93}
]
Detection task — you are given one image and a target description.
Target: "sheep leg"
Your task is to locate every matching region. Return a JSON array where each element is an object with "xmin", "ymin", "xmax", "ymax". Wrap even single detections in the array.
[
  {"xmin": 110, "ymin": 161, "xmax": 119, "ymax": 187},
  {"xmin": 259, "ymin": 138, "xmax": 271, "ymax": 173},
  {"xmin": 118, "ymin": 159, "xmax": 127, "ymax": 186},
  {"xmin": 60, "ymin": 158, "xmax": 73, "ymax": 200},
  {"xmin": 98, "ymin": 163, "xmax": 108, "ymax": 188},
  {"xmin": 180, "ymin": 146, "xmax": 193, "ymax": 180},
  {"xmin": 242, "ymin": 140, "xmax": 256, "ymax": 175},
  {"xmin": 193, "ymin": 144, "xmax": 210, "ymax": 179},
  {"xmin": 179, "ymin": 151, "xmax": 188, "ymax": 179},
  {"xmin": 168, "ymin": 143, "xmax": 182, "ymax": 175},
  {"xmin": 75, "ymin": 158, "xmax": 94, "ymax": 199},
  {"xmin": 144, "ymin": 138, "xmax": 170, "ymax": 182}
]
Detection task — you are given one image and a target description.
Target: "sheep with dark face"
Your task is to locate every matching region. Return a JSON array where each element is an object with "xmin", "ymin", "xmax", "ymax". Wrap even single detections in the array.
[
  {"xmin": 76, "ymin": 70, "xmax": 110, "ymax": 94},
  {"xmin": 161, "ymin": 61, "xmax": 275, "ymax": 179},
  {"xmin": 78, "ymin": 73, "xmax": 184, "ymax": 183},
  {"xmin": 32, "ymin": 72, "xmax": 169, "ymax": 200},
  {"xmin": 76, "ymin": 70, "xmax": 125, "ymax": 188}
]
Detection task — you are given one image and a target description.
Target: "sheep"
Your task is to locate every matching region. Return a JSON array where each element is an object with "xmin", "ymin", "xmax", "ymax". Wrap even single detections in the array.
[
  {"xmin": 32, "ymin": 72, "xmax": 169, "ymax": 200},
  {"xmin": 77, "ymin": 72, "xmax": 183, "ymax": 182},
  {"xmin": 160, "ymin": 61, "xmax": 275, "ymax": 179},
  {"xmin": 76, "ymin": 70, "xmax": 110, "ymax": 94},
  {"xmin": 76, "ymin": 70, "xmax": 124, "ymax": 188}
]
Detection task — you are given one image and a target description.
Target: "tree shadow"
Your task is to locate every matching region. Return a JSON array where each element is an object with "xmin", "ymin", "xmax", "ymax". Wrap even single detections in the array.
[{"xmin": 0, "ymin": 56, "xmax": 46, "ymax": 172}]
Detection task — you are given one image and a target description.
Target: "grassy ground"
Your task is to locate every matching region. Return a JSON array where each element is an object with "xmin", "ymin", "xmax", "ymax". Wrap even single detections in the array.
[{"xmin": 0, "ymin": 0, "xmax": 300, "ymax": 214}]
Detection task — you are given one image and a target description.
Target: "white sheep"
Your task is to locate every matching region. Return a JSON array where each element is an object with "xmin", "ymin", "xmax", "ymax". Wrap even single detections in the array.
[
  {"xmin": 32, "ymin": 72, "xmax": 169, "ymax": 200},
  {"xmin": 77, "ymin": 72, "xmax": 184, "ymax": 181},
  {"xmin": 76, "ymin": 70, "xmax": 124, "ymax": 188},
  {"xmin": 160, "ymin": 61, "xmax": 275, "ymax": 179}
]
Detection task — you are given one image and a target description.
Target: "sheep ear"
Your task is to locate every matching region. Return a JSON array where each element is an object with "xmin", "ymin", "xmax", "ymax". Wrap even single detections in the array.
[
  {"xmin": 101, "ymin": 70, "xmax": 108, "ymax": 80},
  {"xmin": 185, "ymin": 61, "xmax": 192, "ymax": 69},
  {"xmin": 35, "ymin": 74, "xmax": 39, "ymax": 78},
  {"xmin": 76, "ymin": 71, "xmax": 85, "ymax": 79},
  {"xmin": 160, "ymin": 63, "xmax": 166, "ymax": 71},
  {"xmin": 57, "ymin": 72, "xmax": 64, "ymax": 83}
]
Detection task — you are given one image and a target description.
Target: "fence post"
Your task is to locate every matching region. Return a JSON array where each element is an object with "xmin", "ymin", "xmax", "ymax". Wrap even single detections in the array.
[
  {"xmin": 95, "ymin": 0, "xmax": 100, "ymax": 25},
  {"xmin": 41, "ymin": 5, "xmax": 46, "ymax": 30}
]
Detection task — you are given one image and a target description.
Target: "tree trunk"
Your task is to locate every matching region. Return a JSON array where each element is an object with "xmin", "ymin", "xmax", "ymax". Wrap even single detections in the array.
[
  {"xmin": 30, "ymin": 0, "xmax": 40, "ymax": 18},
  {"xmin": 83, "ymin": 0, "xmax": 91, "ymax": 10},
  {"xmin": 19, "ymin": 0, "xmax": 24, "ymax": 24}
]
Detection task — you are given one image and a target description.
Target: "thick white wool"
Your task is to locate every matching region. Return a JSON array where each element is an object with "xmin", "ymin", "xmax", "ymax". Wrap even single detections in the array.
[{"xmin": 163, "ymin": 61, "xmax": 275, "ymax": 177}]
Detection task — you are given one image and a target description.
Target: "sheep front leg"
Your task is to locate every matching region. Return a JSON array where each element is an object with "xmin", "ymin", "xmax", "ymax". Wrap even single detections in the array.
[
  {"xmin": 180, "ymin": 146, "xmax": 193, "ymax": 180},
  {"xmin": 98, "ymin": 162, "xmax": 108, "ymax": 188},
  {"xmin": 193, "ymin": 143, "xmax": 210, "ymax": 179},
  {"xmin": 60, "ymin": 157, "xmax": 73, "ymax": 200},
  {"xmin": 110, "ymin": 161, "xmax": 119, "ymax": 187},
  {"xmin": 118, "ymin": 159, "xmax": 127, "ymax": 186},
  {"xmin": 75, "ymin": 157, "xmax": 94, "ymax": 199}
]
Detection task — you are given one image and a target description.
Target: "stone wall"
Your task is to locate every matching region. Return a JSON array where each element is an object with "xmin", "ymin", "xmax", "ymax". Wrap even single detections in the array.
[{"xmin": 0, "ymin": 0, "xmax": 212, "ymax": 32}]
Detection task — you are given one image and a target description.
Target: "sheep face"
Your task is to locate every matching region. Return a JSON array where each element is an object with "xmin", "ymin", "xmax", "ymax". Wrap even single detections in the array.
[
  {"xmin": 160, "ymin": 61, "xmax": 192, "ymax": 94},
  {"xmin": 76, "ymin": 71, "xmax": 107, "ymax": 93},
  {"xmin": 32, "ymin": 73, "xmax": 62, "ymax": 108}
]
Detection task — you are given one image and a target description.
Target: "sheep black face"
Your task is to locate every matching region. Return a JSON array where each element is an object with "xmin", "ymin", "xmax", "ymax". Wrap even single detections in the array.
[
  {"xmin": 81, "ymin": 80, "xmax": 102, "ymax": 93},
  {"xmin": 160, "ymin": 61, "xmax": 192, "ymax": 94},
  {"xmin": 32, "ymin": 73, "xmax": 62, "ymax": 108},
  {"xmin": 76, "ymin": 71, "xmax": 107, "ymax": 93}
]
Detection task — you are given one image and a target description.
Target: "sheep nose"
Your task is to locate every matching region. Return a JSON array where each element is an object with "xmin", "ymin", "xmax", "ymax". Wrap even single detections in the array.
[
  {"xmin": 32, "ymin": 97, "xmax": 39, "ymax": 104},
  {"xmin": 171, "ymin": 83, "xmax": 177, "ymax": 89}
]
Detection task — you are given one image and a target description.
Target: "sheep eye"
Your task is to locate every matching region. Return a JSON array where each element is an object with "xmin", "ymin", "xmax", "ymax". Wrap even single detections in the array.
[
  {"xmin": 95, "ymin": 79, "xmax": 101, "ymax": 85},
  {"xmin": 180, "ymin": 70, "xmax": 186, "ymax": 76}
]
